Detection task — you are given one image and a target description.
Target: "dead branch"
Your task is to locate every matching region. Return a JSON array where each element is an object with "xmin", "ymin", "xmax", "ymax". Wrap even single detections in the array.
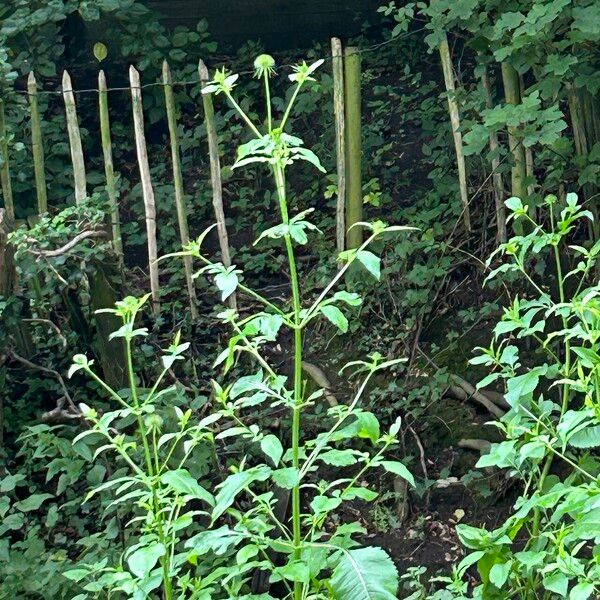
[{"xmin": 25, "ymin": 229, "xmax": 108, "ymax": 257}]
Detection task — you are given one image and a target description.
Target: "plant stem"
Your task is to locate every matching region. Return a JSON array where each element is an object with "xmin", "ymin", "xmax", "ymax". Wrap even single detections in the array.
[{"xmin": 273, "ymin": 162, "xmax": 303, "ymax": 600}]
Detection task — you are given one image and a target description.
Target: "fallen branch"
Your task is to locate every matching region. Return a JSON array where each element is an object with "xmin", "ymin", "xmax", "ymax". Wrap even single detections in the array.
[
  {"xmin": 25, "ymin": 229, "xmax": 108, "ymax": 257},
  {"xmin": 458, "ymin": 438, "xmax": 492, "ymax": 453}
]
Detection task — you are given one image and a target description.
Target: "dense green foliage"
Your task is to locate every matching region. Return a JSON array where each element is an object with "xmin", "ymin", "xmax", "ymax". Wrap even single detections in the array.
[{"xmin": 0, "ymin": 0, "xmax": 599, "ymax": 598}]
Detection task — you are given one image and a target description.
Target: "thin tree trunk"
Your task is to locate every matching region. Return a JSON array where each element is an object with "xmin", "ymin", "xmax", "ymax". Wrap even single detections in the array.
[
  {"xmin": 130, "ymin": 66, "xmax": 160, "ymax": 316},
  {"xmin": 439, "ymin": 33, "xmax": 471, "ymax": 231},
  {"xmin": 480, "ymin": 62, "xmax": 506, "ymax": 242},
  {"xmin": 501, "ymin": 62, "xmax": 526, "ymax": 200},
  {"xmin": 199, "ymin": 59, "xmax": 237, "ymax": 310}
]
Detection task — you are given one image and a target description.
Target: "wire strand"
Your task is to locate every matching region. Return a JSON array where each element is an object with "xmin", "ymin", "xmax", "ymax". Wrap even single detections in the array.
[{"xmin": 9, "ymin": 28, "xmax": 425, "ymax": 97}]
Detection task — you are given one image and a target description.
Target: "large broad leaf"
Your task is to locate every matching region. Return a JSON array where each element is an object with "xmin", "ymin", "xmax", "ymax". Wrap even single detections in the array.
[
  {"xmin": 127, "ymin": 542, "xmax": 165, "ymax": 578},
  {"xmin": 330, "ymin": 546, "xmax": 398, "ymax": 600}
]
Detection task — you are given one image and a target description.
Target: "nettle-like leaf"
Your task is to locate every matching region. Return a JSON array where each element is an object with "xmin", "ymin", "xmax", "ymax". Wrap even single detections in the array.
[
  {"xmin": 319, "ymin": 304, "xmax": 348, "ymax": 333},
  {"xmin": 356, "ymin": 250, "xmax": 381, "ymax": 280},
  {"xmin": 212, "ymin": 465, "xmax": 271, "ymax": 521},
  {"xmin": 330, "ymin": 546, "xmax": 399, "ymax": 600},
  {"xmin": 127, "ymin": 542, "xmax": 166, "ymax": 579},
  {"xmin": 160, "ymin": 469, "xmax": 215, "ymax": 506}
]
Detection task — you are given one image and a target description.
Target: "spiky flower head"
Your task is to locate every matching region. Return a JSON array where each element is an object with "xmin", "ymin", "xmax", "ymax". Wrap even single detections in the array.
[{"xmin": 254, "ymin": 54, "xmax": 276, "ymax": 78}]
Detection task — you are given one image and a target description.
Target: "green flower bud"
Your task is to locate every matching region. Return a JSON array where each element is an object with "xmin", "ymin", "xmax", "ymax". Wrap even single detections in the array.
[{"xmin": 254, "ymin": 54, "xmax": 276, "ymax": 78}]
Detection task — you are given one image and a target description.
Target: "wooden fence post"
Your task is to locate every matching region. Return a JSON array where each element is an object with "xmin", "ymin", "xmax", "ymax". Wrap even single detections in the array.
[
  {"xmin": 27, "ymin": 72, "xmax": 48, "ymax": 215},
  {"xmin": 129, "ymin": 66, "xmax": 160, "ymax": 316},
  {"xmin": 62, "ymin": 71, "xmax": 87, "ymax": 203},
  {"xmin": 162, "ymin": 60, "xmax": 198, "ymax": 319},
  {"xmin": 199, "ymin": 59, "xmax": 237, "ymax": 310},
  {"xmin": 331, "ymin": 38, "xmax": 346, "ymax": 257},
  {"xmin": 439, "ymin": 33, "xmax": 471, "ymax": 232},
  {"xmin": 0, "ymin": 99, "xmax": 14, "ymax": 221},
  {"xmin": 344, "ymin": 46, "xmax": 362, "ymax": 249},
  {"xmin": 98, "ymin": 70, "xmax": 123, "ymax": 261}
]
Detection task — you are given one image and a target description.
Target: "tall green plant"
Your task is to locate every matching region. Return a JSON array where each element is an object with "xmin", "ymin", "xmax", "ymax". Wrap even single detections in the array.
[
  {"xmin": 172, "ymin": 54, "xmax": 416, "ymax": 598},
  {"xmin": 426, "ymin": 193, "xmax": 600, "ymax": 599}
]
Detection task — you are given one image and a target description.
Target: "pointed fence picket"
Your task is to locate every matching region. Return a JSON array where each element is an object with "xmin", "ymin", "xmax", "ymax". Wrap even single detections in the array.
[{"xmin": 0, "ymin": 51, "xmax": 364, "ymax": 316}]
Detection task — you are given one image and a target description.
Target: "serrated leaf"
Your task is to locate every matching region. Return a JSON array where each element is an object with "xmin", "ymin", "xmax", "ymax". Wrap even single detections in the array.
[
  {"xmin": 127, "ymin": 542, "xmax": 165, "ymax": 579},
  {"xmin": 320, "ymin": 305, "xmax": 348, "ymax": 333}
]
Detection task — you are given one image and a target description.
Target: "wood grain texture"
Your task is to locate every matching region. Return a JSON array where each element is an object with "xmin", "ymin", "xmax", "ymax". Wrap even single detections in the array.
[
  {"xmin": 162, "ymin": 60, "xmax": 198, "ymax": 319},
  {"xmin": 331, "ymin": 38, "xmax": 346, "ymax": 257},
  {"xmin": 62, "ymin": 70, "xmax": 87, "ymax": 203},
  {"xmin": 27, "ymin": 72, "xmax": 48, "ymax": 215},
  {"xmin": 98, "ymin": 70, "xmax": 123, "ymax": 260},
  {"xmin": 0, "ymin": 99, "xmax": 14, "ymax": 221},
  {"xmin": 130, "ymin": 66, "xmax": 160, "ymax": 316}
]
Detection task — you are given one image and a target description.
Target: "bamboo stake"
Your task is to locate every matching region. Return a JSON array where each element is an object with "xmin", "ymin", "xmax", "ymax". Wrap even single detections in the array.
[
  {"xmin": 62, "ymin": 71, "xmax": 87, "ymax": 203},
  {"xmin": 0, "ymin": 99, "xmax": 14, "ymax": 221},
  {"xmin": 98, "ymin": 71, "xmax": 123, "ymax": 261},
  {"xmin": 130, "ymin": 66, "xmax": 160, "ymax": 316},
  {"xmin": 27, "ymin": 72, "xmax": 48, "ymax": 215},
  {"xmin": 162, "ymin": 61, "xmax": 198, "ymax": 319},
  {"xmin": 199, "ymin": 59, "xmax": 237, "ymax": 310},
  {"xmin": 500, "ymin": 62, "xmax": 526, "ymax": 200},
  {"xmin": 331, "ymin": 38, "xmax": 346, "ymax": 257},
  {"xmin": 344, "ymin": 46, "xmax": 363, "ymax": 249},
  {"xmin": 480, "ymin": 62, "xmax": 506, "ymax": 242},
  {"xmin": 439, "ymin": 33, "xmax": 471, "ymax": 231}
]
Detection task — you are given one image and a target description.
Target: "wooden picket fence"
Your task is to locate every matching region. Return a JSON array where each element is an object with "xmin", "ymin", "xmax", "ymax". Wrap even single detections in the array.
[{"xmin": 0, "ymin": 40, "xmax": 363, "ymax": 318}]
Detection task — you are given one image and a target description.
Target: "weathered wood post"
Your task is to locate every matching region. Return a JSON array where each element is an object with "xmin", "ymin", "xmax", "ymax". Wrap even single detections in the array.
[
  {"xmin": 331, "ymin": 38, "xmax": 346, "ymax": 257},
  {"xmin": 199, "ymin": 59, "xmax": 237, "ymax": 310},
  {"xmin": 439, "ymin": 33, "xmax": 471, "ymax": 231},
  {"xmin": 98, "ymin": 70, "xmax": 123, "ymax": 261},
  {"xmin": 27, "ymin": 72, "xmax": 48, "ymax": 215},
  {"xmin": 130, "ymin": 66, "xmax": 160, "ymax": 316},
  {"xmin": 344, "ymin": 46, "xmax": 362, "ymax": 249},
  {"xmin": 0, "ymin": 99, "xmax": 14, "ymax": 221},
  {"xmin": 62, "ymin": 70, "xmax": 87, "ymax": 203},
  {"xmin": 162, "ymin": 60, "xmax": 198, "ymax": 319}
]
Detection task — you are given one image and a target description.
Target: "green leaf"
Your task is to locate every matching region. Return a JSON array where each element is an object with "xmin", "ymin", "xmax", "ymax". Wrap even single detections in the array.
[
  {"xmin": 271, "ymin": 467, "xmax": 300, "ymax": 489},
  {"xmin": 276, "ymin": 560, "xmax": 310, "ymax": 584},
  {"xmin": 330, "ymin": 546, "xmax": 398, "ymax": 600},
  {"xmin": 489, "ymin": 561, "xmax": 511, "ymax": 588},
  {"xmin": 319, "ymin": 449, "xmax": 359, "ymax": 467},
  {"xmin": 14, "ymin": 493, "xmax": 54, "ymax": 512},
  {"xmin": 320, "ymin": 305, "xmax": 348, "ymax": 333},
  {"xmin": 260, "ymin": 434, "xmax": 284, "ymax": 466},
  {"xmin": 186, "ymin": 525, "xmax": 245, "ymax": 555},
  {"xmin": 379, "ymin": 461, "xmax": 415, "ymax": 487},
  {"xmin": 160, "ymin": 469, "xmax": 215, "ymax": 506},
  {"xmin": 570, "ymin": 582, "xmax": 595, "ymax": 600},
  {"xmin": 356, "ymin": 250, "xmax": 381, "ymax": 280},
  {"xmin": 93, "ymin": 42, "xmax": 108, "ymax": 62},
  {"xmin": 212, "ymin": 466, "xmax": 271, "ymax": 521},
  {"xmin": 543, "ymin": 572, "xmax": 569, "ymax": 597},
  {"xmin": 569, "ymin": 426, "xmax": 600, "ymax": 449},
  {"xmin": 214, "ymin": 269, "xmax": 239, "ymax": 301},
  {"xmin": 127, "ymin": 542, "xmax": 165, "ymax": 578}
]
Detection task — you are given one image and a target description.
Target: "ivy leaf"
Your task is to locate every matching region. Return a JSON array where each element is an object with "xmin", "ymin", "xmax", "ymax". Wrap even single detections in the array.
[
  {"xmin": 356, "ymin": 250, "xmax": 381, "ymax": 280},
  {"xmin": 320, "ymin": 305, "xmax": 348, "ymax": 333},
  {"xmin": 14, "ymin": 493, "xmax": 54, "ymax": 512},
  {"xmin": 330, "ymin": 546, "xmax": 398, "ymax": 600}
]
